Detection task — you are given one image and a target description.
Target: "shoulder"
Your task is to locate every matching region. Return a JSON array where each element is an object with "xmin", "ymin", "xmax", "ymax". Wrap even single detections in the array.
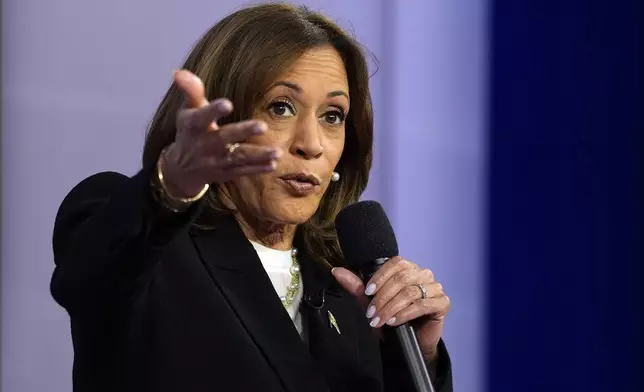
[
  {"xmin": 53, "ymin": 170, "xmax": 148, "ymax": 249},
  {"xmin": 55, "ymin": 171, "xmax": 131, "ymax": 224},
  {"xmin": 58, "ymin": 169, "xmax": 155, "ymax": 213},
  {"xmin": 62, "ymin": 171, "xmax": 132, "ymax": 203}
]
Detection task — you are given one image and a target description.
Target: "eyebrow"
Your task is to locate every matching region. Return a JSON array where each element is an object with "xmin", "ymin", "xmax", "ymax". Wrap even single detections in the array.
[{"xmin": 271, "ymin": 81, "xmax": 349, "ymax": 100}]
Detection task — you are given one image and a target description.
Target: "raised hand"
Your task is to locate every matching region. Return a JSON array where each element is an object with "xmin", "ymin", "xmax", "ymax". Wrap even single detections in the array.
[{"xmin": 160, "ymin": 70, "xmax": 281, "ymax": 199}]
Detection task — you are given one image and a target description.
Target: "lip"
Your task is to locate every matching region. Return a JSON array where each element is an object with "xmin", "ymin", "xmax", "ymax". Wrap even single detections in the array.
[{"xmin": 279, "ymin": 172, "xmax": 321, "ymax": 196}]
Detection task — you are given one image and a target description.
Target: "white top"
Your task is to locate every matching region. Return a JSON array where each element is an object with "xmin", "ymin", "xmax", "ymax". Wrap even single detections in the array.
[{"xmin": 249, "ymin": 241, "xmax": 303, "ymax": 335}]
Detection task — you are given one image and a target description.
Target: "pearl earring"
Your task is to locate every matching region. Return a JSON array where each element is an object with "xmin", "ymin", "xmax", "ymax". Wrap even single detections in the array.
[{"xmin": 331, "ymin": 172, "xmax": 340, "ymax": 182}]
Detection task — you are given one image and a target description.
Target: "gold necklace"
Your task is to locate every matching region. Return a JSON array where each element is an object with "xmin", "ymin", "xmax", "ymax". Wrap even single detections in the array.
[{"xmin": 280, "ymin": 248, "xmax": 301, "ymax": 308}]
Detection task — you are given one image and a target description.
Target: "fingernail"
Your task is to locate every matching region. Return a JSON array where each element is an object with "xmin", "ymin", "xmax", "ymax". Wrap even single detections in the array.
[
  {"xmin": 386, "ymin": 317, "xmax": 396, "ymax": 325},
  {"xmin": 369, "ymin": 317, "xmax": 380, "ymax": 328},
  {"xmin": 366, "ymin": 306, "xmax": 376, "ymax": 318},
  {"xmin": 330, "ymin": 267, "xmax": 338, "ymax": 276},
  {"xmin": 365, "ymin": 283, "xmax": 376, "ymax": 296},
  {"xmin": 253, "ymin": 122, "xmax": 267, "ymax": 133},
  {"xmin": 217, "ymin": 100, "xmax": 232, "ymax": 111},
  {"xmin": 270, "ymin": 149, "xmax": 282, "ymax": 159},
  {"xmin": 261, "ymin": 163, "xmax": 276, "ymax": 172}
]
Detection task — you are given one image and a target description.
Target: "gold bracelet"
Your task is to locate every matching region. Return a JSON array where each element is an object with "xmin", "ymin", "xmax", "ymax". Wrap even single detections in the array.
[{"xmin": 157, "ymin": 150, "xmax": 209, "ymax": 204}]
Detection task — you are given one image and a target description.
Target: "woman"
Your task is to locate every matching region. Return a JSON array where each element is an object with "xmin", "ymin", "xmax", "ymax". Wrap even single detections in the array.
[{"xmin": 51, "ymin": 4, "xmax": 453, "ymax": 392}]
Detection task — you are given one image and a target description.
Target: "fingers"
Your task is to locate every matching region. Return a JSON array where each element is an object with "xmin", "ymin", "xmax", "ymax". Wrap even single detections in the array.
[
  {"xmin": 217, "ymin": 119, "xmax": 267, "ymax": 144},
  {"xmin": 195, "ymin": 143, "xmax": 280, "ymax": 183},
  {"xmin": 331, "ymin": 267, "xmax": 366, "ymax": 298},
  {"xmin": 368, "ymin": 281, "xmax": 444, "ymax": 328},
  {"xmin": 223, "ymin": 143, "xmax": 281, "ymax": 167},
  {"xmin": 361, "ymin": 256, "xmax": 445, "ymax": 328},
  {"xmin": 177, "ymin": 99, "xmax": 234, "ymax": 135},
  {"xmin": 370, "ymin": 267, "xmax": 429, "ymax": 308},
  {"xmin": 174, "ymin": 70, "xmax": 234, "ymax": 134},
  {"xmin": 385, "ymin": 295, "xmax": 451, "ymax": 328},
  {"xmin": 331, "ymin": 267, "xmax": 369, "ymax": 310},
  {"xmin": 222, "ymin": 162, "xmax": 278, "ymax": 178},
  {"xmin": 364, "ymin": 256, "xmax": 422, "ymax": 296},
  {"xmin": 169, "ymin": 69, "xmax": 284, "ymax": 187},
  {"xmin": 174, "ymin": 70, "xmax": 209, "ymax": 108},
  {"xmin": 198, "ymin": 122, "xmax": 277, "ymax": 164}
]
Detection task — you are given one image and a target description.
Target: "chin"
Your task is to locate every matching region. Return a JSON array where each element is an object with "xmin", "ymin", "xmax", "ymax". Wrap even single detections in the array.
[{"xmin": 267, "ymin": 198, "xmax": 321, "ymax": 225}]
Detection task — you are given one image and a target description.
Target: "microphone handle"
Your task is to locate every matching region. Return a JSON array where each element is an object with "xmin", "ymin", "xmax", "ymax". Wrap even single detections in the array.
[
  {"xmin": 359, "ymin": 258, "xmax": 436, "ymax": 392},
  {"xmin": 393, "ymin": 324, "xmax": 436, "ymax": 392}
]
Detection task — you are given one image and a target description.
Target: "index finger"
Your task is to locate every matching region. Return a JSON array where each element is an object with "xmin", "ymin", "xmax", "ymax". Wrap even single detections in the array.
[
  {"xmin": 179, "ymin": 99, "xmax": 234, "ymax": 133},
  {"xmin": 364, "ymin": 256, "xmax": 413, "ymax": 296},
  {"xmin": 174, "ymin": 69, "xmax": 209, "ymax": 108}
]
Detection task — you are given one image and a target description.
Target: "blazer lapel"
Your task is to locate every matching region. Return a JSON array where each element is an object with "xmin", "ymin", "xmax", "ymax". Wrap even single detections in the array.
[
  {"xmin": 190, "ymin": 216, "xmax": 329, "ymax": 392},
  {"xmin": 297, "ymin": 245, "xmax": 382, "ymax": 391}
]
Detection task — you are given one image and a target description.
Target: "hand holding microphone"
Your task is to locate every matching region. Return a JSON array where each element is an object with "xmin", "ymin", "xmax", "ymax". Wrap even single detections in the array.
[
  {"xmin": 332, "ymin": 256, "xmax": 450, "ymax": 360},
  {"xmin": 333, "ymin": 201, "xmax": 451, "ymax": 392}
]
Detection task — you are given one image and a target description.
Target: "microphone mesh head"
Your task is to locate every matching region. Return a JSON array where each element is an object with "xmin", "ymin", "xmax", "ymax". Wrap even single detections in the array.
[{"xmin": 335, "ymin": 201, "xmax": 399, "ymax": 269}]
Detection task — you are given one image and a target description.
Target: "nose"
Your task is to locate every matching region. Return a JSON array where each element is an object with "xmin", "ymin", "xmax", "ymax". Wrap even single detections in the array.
[{"xmin": 289, "ymin": 114, "xmax": 323, "ymax": 159}]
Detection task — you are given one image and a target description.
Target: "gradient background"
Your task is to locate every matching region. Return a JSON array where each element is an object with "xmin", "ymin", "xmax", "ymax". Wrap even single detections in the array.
[{"xmin": 1, "ymin": 0, "xmax": 642, "ymax": 391}]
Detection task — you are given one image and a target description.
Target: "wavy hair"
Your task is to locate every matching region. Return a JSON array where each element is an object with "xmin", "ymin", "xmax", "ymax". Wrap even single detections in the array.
[{"xmin": 142, "ymin": 3, "xmax": 373, "ymax": 267}]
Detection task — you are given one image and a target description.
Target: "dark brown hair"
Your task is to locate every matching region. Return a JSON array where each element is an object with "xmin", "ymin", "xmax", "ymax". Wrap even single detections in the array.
[{"xmin": 142, "ymin": 3, "xmax": 373, "ymax": 267}]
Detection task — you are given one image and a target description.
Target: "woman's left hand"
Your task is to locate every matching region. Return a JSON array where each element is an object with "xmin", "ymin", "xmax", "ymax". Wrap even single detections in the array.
[{"xmin": 332, "ymin": 257, "xmax": 450, "ymax": 361}]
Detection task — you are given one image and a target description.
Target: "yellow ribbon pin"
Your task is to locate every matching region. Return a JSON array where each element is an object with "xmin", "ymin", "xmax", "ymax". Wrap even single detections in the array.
[{"xmin": 328, "ymin": 310, "xmax": 341, "ymax": 335}]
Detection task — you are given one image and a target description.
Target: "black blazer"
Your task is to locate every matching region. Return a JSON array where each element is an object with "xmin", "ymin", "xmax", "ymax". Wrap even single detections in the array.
[{"xmin": 51, "ymin": 168, "xmax": 453, "ymax": 392}]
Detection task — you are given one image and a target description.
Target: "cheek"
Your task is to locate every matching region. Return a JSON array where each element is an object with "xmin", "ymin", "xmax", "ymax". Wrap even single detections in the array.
[
  {"xmin": 326, "ymin": 132, "xmax": 346, "ymax": 167},
  {"xmin": 247, "ymin": 129, "xmax": 294, "ymax": 152},
  {"xmin": 230, "ymin": 173, "xmax": 270, "ymax": 206},
  {"xmin": 237, "ymin": 172, "xmax": 274, "ymax": 195},
  {"xmin": 251, "ymin": 113, "xmax": 294, "ymax": 146}
]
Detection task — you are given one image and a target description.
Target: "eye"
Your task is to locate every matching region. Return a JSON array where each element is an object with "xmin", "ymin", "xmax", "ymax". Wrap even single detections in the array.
[
  {"xmin": 321, "ymin": 109, "xmax": 346, "ymax": 125},
  {"xmin": 268, "ymin": 100, "xmax": 296, "ymax": 117}
]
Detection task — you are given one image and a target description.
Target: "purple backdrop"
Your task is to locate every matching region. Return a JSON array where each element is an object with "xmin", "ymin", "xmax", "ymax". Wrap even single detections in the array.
[{"xmin": 1, "ymin": 1, "xmax": 485, "ymax": 391}]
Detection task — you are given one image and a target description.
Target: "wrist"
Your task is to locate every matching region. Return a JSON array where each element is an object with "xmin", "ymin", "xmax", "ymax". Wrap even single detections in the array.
[
  {"xmin": 153, "ymin": 149, "xmax": 209, "ymax": 212},
  {"xmin": 423, "ymin": 346, "xmax": 439, "ymax": 363},
  {"xmin": 160, "ymin": 148, "xmax": 207, "ymax": 199}
]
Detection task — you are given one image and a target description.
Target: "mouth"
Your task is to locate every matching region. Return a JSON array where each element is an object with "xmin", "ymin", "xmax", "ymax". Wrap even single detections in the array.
[{"xmin": 279, "ymin": 172, "xmax": 321, "ymax": 196}]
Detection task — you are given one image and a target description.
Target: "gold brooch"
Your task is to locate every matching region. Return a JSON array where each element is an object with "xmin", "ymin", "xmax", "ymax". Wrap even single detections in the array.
[{"xmin": 328, "ymin": 310, "xmax": 341, "ymax": 335}]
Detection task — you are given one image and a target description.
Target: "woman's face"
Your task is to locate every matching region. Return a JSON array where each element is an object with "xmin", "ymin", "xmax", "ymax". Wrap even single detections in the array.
[{"xmin": 226, "ymin": 45, "xmax": 349, "ymax": 225}]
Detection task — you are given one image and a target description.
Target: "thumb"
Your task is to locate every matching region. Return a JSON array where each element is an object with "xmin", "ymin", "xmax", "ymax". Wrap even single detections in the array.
[
  {"xmin": 331, "ymin": 267, "xmax": 368, "ymax": 309},
  {"xmin": 173, "ymin": 69, "xmax": 208, "ymax": 108}
]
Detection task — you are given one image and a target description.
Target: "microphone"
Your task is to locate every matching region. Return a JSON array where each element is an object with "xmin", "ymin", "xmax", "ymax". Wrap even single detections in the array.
[{"xmin": 335, "ymin": 201, "xmax": 436, "ymax": 392}]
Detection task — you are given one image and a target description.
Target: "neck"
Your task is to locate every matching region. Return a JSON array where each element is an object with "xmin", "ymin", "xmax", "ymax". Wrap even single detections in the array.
[
  {"xmin": 235, "ymin": 213, "xmax": 297, "ymax": 251},
  {"xmin": 219, "ymin": 185, "xmax": 297, "ymax": 250},
  {"xmin": 219, "ymin": 187, "xmax": 297, "ymax": 250}
]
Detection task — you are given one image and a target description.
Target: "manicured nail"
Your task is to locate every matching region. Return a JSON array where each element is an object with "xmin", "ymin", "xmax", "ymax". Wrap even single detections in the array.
[
  {"xmin": 253, "ymin": 122, "xmax": 267, "ymax": 133},
  {"xmin": 366, "ymin": 306, "xmax": 376, "ymax": 318},
  {"xmin": 331, "ymin": 267, "xmax": 338, "ymax": 275},
  {"xmin": 217, "ymin": 100, "xmax": 232, "ymax": 111},
  {"xmin": 369, "ymin": 317, "xmax": 380, "ymax": 328},
  {"xmin": 365, "ymin": 283, "xmax": 376, "ymax": 296},
  {"xmin": 386, "ymin": 317, "xmax": 396, "ymax": 325},
  {"xmin": 270, "ymin": 149, "xmax": 282, "ymax": 159}
]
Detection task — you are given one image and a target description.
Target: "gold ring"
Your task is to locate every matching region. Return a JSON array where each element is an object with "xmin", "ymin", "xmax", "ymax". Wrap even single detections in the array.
[{"xmin": 226, "ymin": 143, "xmax": 240, "ymax": 163}]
